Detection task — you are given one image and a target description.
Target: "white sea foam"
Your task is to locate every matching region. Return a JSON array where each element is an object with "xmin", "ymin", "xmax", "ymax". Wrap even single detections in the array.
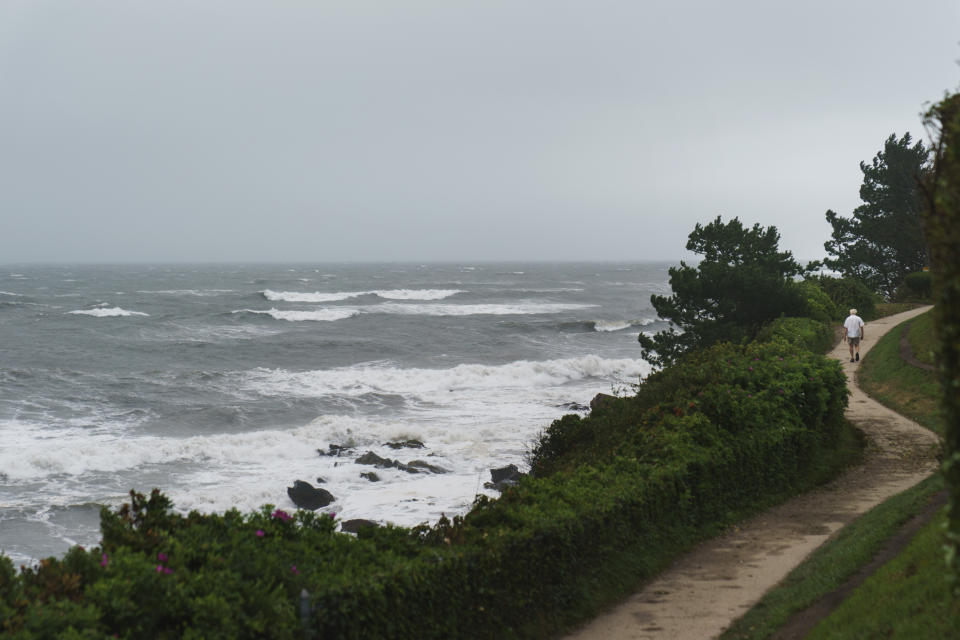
[
  {"xmin": 68, "ymin": 307, "xmax": 149, "ymax": 317},
  {"xmin": 262, "ymin": 290, "xmax": 357, "ymax": 302},
  {"xmin": 261, "ymin": 289, "xmax": 463, "ymax": 303},
  {"xmin": 138, "ymin": 289, "xmax": 234, "ymax": 297},
  {"xmin": 593, "ymin": 318, "xmax": 656, "ymax": 332},
  {"xmin": 0, "ymin": 353, "xmax": 649, "ymax": 525},
  {"xmin": 0, "ymin": 291, "xmax": 21, "ymax": 297},
  {"xmin": 367, "ymin": 302, "xmax": 596, "ymax": 316},
  {"xmin": 237, "ymin": 301, "xmax": 595, "ymax": 321},
  {"xmin": 235, "ymin": 308, "xmax": 360, "ymax": 322},
  {"xmin": 242, "ymin": 355, "xmax": 647, "ymax": 402}
]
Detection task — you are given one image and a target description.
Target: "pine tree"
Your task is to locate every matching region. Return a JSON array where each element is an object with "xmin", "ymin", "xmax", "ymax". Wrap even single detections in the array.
[{"xmin": 824, "ymin": 133, "xmax": 930, "ymax": 299}]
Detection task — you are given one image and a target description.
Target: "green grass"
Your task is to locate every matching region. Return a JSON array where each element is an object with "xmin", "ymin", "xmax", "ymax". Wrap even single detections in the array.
[
  {"xmin": 858, "ymin": 309, "xmax": 942, "ymax": 434},
  {"xmin": 907, "ymin": 309, "xmax": 937, "ymax": 366},
  {"xmin": 719, "ymin": 475, "xmax": 945, "ymax": 640},
  {"xmin": 806, "ymin": 510, "xmax": 960, "ymax": 639},
  {"xmin": 722, "ymin": 310, "xmax": 951, "ymax": 640},
  {"xmin": 873, "ymin": 302, "xmax": 926, "ymax": 319}
]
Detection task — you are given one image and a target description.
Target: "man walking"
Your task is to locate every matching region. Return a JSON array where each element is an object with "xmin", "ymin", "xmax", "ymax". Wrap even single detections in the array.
[{"xmin": 843, "ymin": 308, "xmax": 865, "ymax": 363}]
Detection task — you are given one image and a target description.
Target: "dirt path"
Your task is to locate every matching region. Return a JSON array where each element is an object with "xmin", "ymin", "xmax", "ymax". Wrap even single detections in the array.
[{"xmin": 564, "ymin": 306, "xmax": 940, "ymax": 640}]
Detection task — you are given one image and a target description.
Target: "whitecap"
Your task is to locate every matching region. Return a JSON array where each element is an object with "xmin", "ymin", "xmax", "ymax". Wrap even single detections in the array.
[
  {"xmin": 261, "ymin": 289, "xmax": 464, "ymax": 303},
  {"xmin": 367, "ymin": 302, "xmax": 595, "ymax": 316},
  {"xmin": 242, "ymin": 354, "xmax": 648, "ymax": 401},
  {"xmin": 138, "ymin": 289, "xmax": 234, "ymax": 297},
  {"xmin": 593, "ymin": 318, "xmax": 656, "ymax": 332},
  {"xmin": 68, "ymin": 307, "xmax": 149, "ymax": 317},
  {"xmin": 234, "ymin": 308, "xmax": 359, "ymax": 322}
]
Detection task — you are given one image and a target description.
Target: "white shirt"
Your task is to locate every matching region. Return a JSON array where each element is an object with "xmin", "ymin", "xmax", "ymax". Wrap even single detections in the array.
[{"xmin": 844, "ymin": 315, "xmax": 864, "ymax": 338}]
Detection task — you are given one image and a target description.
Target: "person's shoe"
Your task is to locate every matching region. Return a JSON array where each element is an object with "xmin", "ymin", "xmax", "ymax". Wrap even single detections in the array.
[
  {"xmin": 851, "ymin": 358, "xmax": 855, "ymax": 362},
  {"xmin": 855, "ymin": 352, "xmax": 859, "ymax": 361}
]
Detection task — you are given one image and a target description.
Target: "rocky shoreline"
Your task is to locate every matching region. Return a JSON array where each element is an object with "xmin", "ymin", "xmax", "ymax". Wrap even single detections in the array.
[{"xmin": 286, "ymin": 438, "xmax": 527, "ymax": 533}]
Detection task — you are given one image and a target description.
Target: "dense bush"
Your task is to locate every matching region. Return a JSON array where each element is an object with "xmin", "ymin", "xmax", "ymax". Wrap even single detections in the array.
[
  {"xmin": 806, "ymin": 275, "xmax": 880, "ymax": 320},
  {"xmin": 754, "ymin": 316, "xmax": 835, "ymax": 354},
  {"xmin": 896, "ymin": 271, "xmax": 933, "ymax": 301},
  {"xmin": 1, "ymin": 332, "xmax": 855, "ymax": 639},
  {"xmin": 922, "ymin": 91, "xmax": 960, "ymax": 595},
  {"xmin": 795, "ymin": 280, "xmax": 839, "ymax": 324}
]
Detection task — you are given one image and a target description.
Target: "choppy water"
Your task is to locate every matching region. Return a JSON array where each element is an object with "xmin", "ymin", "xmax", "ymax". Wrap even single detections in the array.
[{"xmin": 0, "ymin": 262, "xmax": 670, "ymax": 564}]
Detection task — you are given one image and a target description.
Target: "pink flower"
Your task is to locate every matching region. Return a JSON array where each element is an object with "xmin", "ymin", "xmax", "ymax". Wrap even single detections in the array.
[
  {"xmin": 163, "ymin": 567, "xmax": 173, "ymax": 575},
  {"xmin": 156, "ymin": 564, "xmax": 165, "ymax": 573},
  {"xmin": 290, "ymin": 565, "xmax": 300, "ymax": 575},
  {"xmin": 100, "ymin": 553, "xmax": 109, "ymax": 568},
  {"xmin": 256, "ymin": 529, "xmax": 265, "ymax": 537},
  {"xmin": 272, "ymin": 509, "xmax": 293, "ymax": 522},
  {"xmin": 327, "ymin": 512, "xmax": 336, "ymax": 519},
  {"xmin": 157, "ymin": 552, "xmax": 168, "ymax": 563}
]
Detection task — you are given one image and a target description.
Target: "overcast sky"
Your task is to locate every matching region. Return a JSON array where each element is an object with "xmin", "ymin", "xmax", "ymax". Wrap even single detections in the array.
[{"xmin": 1, "ymin": 1, "xmax": 957, "ymax": 264}]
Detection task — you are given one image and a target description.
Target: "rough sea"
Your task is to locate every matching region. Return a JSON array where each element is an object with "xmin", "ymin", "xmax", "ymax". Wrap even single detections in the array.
[{"xmin": 0, "ymin": 263, "xmax": 670, "ymax": 565}]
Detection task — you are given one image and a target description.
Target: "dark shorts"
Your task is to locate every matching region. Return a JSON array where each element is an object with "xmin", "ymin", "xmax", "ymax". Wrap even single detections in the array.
[{"xmin": 848, "ymin": 336, "xmax": 861, "ymax": 347}]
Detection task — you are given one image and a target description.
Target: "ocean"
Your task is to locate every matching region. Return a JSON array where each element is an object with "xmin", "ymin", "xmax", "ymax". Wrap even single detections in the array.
[{"xmin": 0, "ymin": 262, "xmax": 669, "ymax": 565}]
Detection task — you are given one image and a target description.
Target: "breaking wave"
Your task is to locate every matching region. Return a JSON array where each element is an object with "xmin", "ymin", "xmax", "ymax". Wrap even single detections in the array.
[
  {"xmin": 262, "ymin": 289, "xmax": 464, "ymax": 303},
  {"xmin": 68, "ymin": 307, "xmax": 149, "ymax": 317}
]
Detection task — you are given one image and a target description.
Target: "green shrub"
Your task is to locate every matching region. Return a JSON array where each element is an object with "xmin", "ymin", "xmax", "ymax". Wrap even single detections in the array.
[
  {"xmin": 795, "ymin": 280, "xmax": 839, "ymax": 323},
  {"xmin": 897, "ymin": 271, "xmax": 933, "ymax": 301},
  {"xmin": 807, "ymin": 275, "xmax": 880, "ymax": 319},
  {"xmin": 755, "ymin": 316, "xmax": 834, "ymax": 354}
]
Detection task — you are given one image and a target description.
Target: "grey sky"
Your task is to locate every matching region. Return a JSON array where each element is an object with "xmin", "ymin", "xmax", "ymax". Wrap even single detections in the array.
[{"xmin": 1, "ymin": 1, "xmax": 957, "ymax": 263}]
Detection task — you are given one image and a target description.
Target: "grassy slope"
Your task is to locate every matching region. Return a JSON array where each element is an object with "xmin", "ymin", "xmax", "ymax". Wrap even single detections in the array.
[
  {"xmin": 805, "ymin": 510, "xmax": 960, "ymax": 639},
  {"xmin": 722, "ymin": 309, "xmax": 951, "ymax": 640},
  {"xmin": 857, "ymin": 309, "xmax": 942, "ymax": 434}
]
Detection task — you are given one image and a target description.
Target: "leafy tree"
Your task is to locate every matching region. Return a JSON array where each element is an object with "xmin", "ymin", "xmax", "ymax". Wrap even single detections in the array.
[
  {"xmin": 824, "ymin": 133, "xmax": 930, "ymax": 299},
  {"xmin": 639, "ymin": 216, "xmax": 806, "ymax": 367},
  {"xmin": 921, "ymin": 91, "xmax": 960, "ymax": 595}
]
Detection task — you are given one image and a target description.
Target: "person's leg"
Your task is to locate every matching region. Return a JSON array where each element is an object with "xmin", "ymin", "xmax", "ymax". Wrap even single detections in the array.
[{"xmin": 848, "ymin": 339, "xmax": 855, "ymax": 361}]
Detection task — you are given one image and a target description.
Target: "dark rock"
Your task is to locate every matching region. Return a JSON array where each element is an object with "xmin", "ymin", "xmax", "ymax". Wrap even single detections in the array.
[
  {"xmin": 360, "ymin": 472, "xmax": 380, "ymax": 482},
  {"xmin": 356, "ymin": 451, "xmax": 393, "ymax": 467},
  {"xmin": 315, "ymin": 477, "xmax": 326, "ymax": 484},
  {"xmin": 356, "ymin": 451, "xmax": 414, "ymax": 473},
  {"xmin": 355, "ymin": 450, "xmax": 448, "ymax": 474},
  {"xmin": 590, "ymin": 393, "xmax": 618, "ymax": 412},
  {"xmin": 490, "ymin": 464, "xmax": 521, "ymax": 485},
  {"xmin": 340, "ymin": 519, "xmax": 379, "ymax": 534},
  {"xmin": 485, "ymin": 464, "xmax": 524, "ymax": 492},
  {"xmin": 384, "ymin": 439, "xmax": 425, "ymax": 449},
  {"xmin": 319, "ymin": 444, "xmax": 355, "ymax": 457},
  {"xmin": 287, "ymin": 480, "xmax": 335, "ymax": 510},
  {"xmin": 557, "ymin": 402, "xmax": 590, "ymax": 411},
  {"xmin": 407, "ymin": 460, "xmax": 450, "ymax": 474}
]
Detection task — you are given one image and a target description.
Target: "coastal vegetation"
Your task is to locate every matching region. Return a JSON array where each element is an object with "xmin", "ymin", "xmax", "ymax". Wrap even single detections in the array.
[
  {"xmin": 823, "ymin": 133, "xmax": 931, "ymax": 299},
  {"xmin": 921, "ymin": 89, "xmax": 960, "ymax": 594},
  {"xmin": 638, "ymin": 216, "xmax": 811, "ymax": 367}
]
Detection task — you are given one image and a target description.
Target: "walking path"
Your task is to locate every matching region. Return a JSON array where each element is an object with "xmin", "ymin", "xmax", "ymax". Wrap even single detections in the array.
[{"xmin": 564, "ymin": 306, "xmax": 940, "ymax": 640}]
